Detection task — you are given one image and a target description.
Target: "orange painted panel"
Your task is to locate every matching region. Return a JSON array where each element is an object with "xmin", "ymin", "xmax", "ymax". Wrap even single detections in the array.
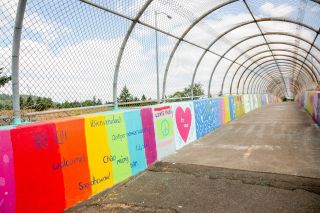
[{"xmin": 55, "ymin": 117, "xmax": 92, "ymax": 208}]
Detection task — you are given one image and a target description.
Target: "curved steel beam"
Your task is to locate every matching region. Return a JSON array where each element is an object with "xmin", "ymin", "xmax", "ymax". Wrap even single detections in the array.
[
  {"xmin": 203, "ymin": 17, "xmax": 318, "ymax": 97},
  {"xmin": 11, "ymin": 0, "xmax": 27, "ymax": 123},
  {"xmin": 220, "ymin": 32, "xmax": 320, "ymax": 94},
  {"xmin": 251, "ymin": 64, "xmax": 311, "ymax": 94},
  {"xmin": 243, "ymin": 56, "xmax": 315, "ymax": 95},
  {"xmin": 248, "ymin": 61, "xmax": 312, "ymax": 93},
  {"xmin": 263, "ymin": 78, "xmax": 301, "ymax": 96},
  {"xmin": 251, "ymin": 66, "xmax": 310, "ymax": 94},
  {"xmin": 229, "ymin": 49, "xmax": 318, "ymax": 96},
  {"xmin": 225, "ymin": 42, "xmax": 320, "ymax": 95},
  {"xmin": 254, "ymin": 66, "xmax": 311, "ymax": 95},
  {"xmin": 295, "ymin": 28, "xmax": 320, "ymax": 81},
  {"xmin": 161, "ymin": 0, "xmax": 238, "ymax": 100},
  {"xmin": 252, "ymin": 61, "xmax": 306, "ymax": 94},
  {"xmin": 165, "ymin": 17, "xmax": 318, "ymax": 99},
  {"xmin": 259, "ymin": 75, "xmax": 302, "ymax": 96},
  {"xmin": 238, "ymin": 54, "xmax": 319, "ymax": 94},
  {"xmin": 246, "ymin": 57, "xmax": 314, "ymax": 95},
  {"xmin": 241, "ymin": 49, "xmax": 318, "ymax": 93},
  {"xmin": 112, "ymin": 0, "xmax": 153, "ymax": 107}
]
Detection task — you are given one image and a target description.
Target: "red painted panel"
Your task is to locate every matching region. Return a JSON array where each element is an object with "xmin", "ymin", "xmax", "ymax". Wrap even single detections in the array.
[{"xmin": 11, "ymin": 123, "xmax": 65, "ymax": 213}]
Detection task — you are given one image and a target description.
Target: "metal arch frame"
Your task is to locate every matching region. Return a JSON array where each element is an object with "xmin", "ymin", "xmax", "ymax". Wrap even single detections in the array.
[
  {"xmin": 223, "ymin": 42, "xmax": 320, "ymax": 95},
  {"xmin": 240, "ymin": 65, "xmax": 303, "ymax": 94},
  {"xmin": 295, "ymin": 28, "xmax": 320, "ymax": 81},
  {"xmin": 251, "ymin": 66, "xmax": 310, "ymax": 94},
  {"xmin": 244, "ymin": 58, "xmax": 317, "ymax": 95},
  {"xmin": 259, "ymin": 75, "xmax": 303, "ymax": 96},
  {"xmin": 228, "ymin": 44, "xmax": 320, "ymax": 95},
  {"xmin": 251, "ymin": 62, "xmax": 314, "ymax": 94},
  {"xmin": 201, "ymin": 18, "xmax": 318, "ymax": 97},
  {"xmin": 247, "ymin": 56, "xmax": 319, "ymax": 92},
  {"xmin": 243, "ymin": 0, "xmax": 288, "ymax": 97},
  {"xmin": 219, "ymin": 32, "xmax": 320, "ymax": 94},
  {"xmin": 266, "ymin": 81, "xmax": 300, "ymax": 97},
  {"xmin": 197, "ymin": 18, "xmax": 319, "ymax": 98},
  {"xmin": 251, "ymin": 62, "xmax": 310, "ymax": 95},
  {"xmin": 250, "ymin": 64, "xmax": 311, "ymax": 94},
  {"xmin": 264, "ymin": 79, "xmax": 301, "ymax": 96},
  {"xmin": 11, "ymin": 0, "xmax": 27, "ymax": 123},
  {"xmin": 238, "ymin": 49, "xmax": 319, "ymax": 93},
  {"xmin": 161, "ymin": 0, "xmax": 239, "ymax": 100},
  {"xmin": 111, "ymin": 0, "xmax": 153, "ymax": 108},
  {"xmin": 163, "ymin": 16, "xmax": 319, "ymax": 99},
  {"xmin": 263, "ymin": 76, "xmax": 302, "ymax": 95},
  {"xmin": 240, "ymin": 54, "xmax": 318, "ymax": 94},
  {"xmin": 252, "ymin": 60, "xmax": 315, "ymax": 94},
  {"xmin": 229, "ymin": 51, "xmax": 318, "ymax": 96}
]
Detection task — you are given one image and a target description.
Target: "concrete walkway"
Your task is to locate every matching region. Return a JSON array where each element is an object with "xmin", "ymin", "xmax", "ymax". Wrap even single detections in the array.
[
  {"xmin": 69, "ymin": 102, "xmax": 320, "ymax": 213},
  {"xmin": 164, "ymin": 102, "xmax": 320, "ymax": 178}
]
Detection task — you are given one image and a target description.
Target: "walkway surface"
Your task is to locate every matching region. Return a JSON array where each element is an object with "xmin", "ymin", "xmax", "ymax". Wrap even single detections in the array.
[
  {"xmin": 69, "ymin": 102, "xmax": 320, "ymax": 213},
  {"xmin": 164, "ymin": 102, "xmax": 320, "ymax": 178}
]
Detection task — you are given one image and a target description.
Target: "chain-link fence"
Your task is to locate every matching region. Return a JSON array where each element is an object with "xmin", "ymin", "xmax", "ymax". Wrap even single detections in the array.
[{"xmin": 1, "ymin": 0, "xmax": 319, "ymax": 124}]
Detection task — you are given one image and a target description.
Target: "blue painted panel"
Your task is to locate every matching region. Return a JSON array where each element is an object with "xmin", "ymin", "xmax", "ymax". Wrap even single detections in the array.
[
  {"xmin": 228, "ymin": 96, "xmax": 235, "ymax": 120},
  {"xmin": 124, "ymin": 110, "xmax": 147, "ymax": 176},
  {"xmin": 193, "ymin": 99, "xmax": 220, "ymax": 139}
]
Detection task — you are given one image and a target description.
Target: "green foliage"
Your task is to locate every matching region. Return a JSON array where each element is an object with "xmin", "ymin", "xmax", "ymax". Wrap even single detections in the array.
[
  {"xmin": 141, "ymin": 94, "xmax": 146, "ymax": 101},
  {"xmin": 25, "ymin": 96, "xmax": 34, "ymax": 108},
  {"xmin": 35, "ymin": 97, "xmax": 54, "ymax": 111},
  {"xmin": 118, "ymin": 85, "xmax": 134, "ymax": 103},
  {"xmin": 170, "ymin": 83, "xmax": 204, "ymax": 98},
  {"xmin": 0, "ymin": 67, "xmax": 11, "ymax": 88},
  {"xmin": 58, "ymin": 97, "xmax": 103, "ymax": 109}
]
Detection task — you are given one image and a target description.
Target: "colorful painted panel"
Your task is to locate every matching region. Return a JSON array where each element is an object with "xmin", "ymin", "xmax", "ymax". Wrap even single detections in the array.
[
  {"xmin": 105, "ymin": 112, "xmax": 132, "ymax": 183},
  {"xmin": 55, "ymin": 118, "xmax": 91, "ymax": 208},
  {"xmin": 171, "ymin": 102, "xmax": 197, "ymax": 150},
  {"xmin": 223, "ymin": 96, "xmax": 231, "ymax": 123},
  {"xmin": 317, "ymin": 93, "xmax": 320, "ymax": 125},
  {"xmin": 84, "ymin": 115, "xmax": 114, "ymax": 195},
  {"xmin": 124, "ymin": 110, "xmax": 147, "ymax": 175},
  {"xmin": 153, "ymin": 106, "xmax": 175, "ymax": 159},
  {"xmin": 140, "ymin": 108, "xmax": 157, "ymax": 166},
  {"xmin": 228, "ymin": 96, "xmax": 235, "ymax": 120},
  {"xmin": 11, "ymin": 123, "xmax": 66, "ymax": 213},
  {"xmin": 194, "ymin": 99, "xmax": 218, "ymax": 138},
  {"xmin": 0, "ymin": 129, "xmax": 16, "ymax": 213},
  {"xmin": 312, "ymin": 94, "xmax": 318, "ymax": 122},
  {"xmin": 243, "ymin": 95, "xmax": 251, "ymax": 113}
]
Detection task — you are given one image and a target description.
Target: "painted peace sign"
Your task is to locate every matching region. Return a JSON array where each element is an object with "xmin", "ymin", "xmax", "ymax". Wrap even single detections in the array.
[{"xmin": 160, "ymin": 119, "xmax": 170, "ymax": 136}]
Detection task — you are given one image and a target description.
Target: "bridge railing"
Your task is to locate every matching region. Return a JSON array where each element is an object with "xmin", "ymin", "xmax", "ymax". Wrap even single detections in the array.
[{"xmin": 0, "ymin": 94, "xmax": 280, "ymax": 212}]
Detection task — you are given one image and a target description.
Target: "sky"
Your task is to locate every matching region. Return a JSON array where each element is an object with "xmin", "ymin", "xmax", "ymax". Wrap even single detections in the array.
[{"xmin": 0, "ymin": 0, "xmax": 319, "ymax": 103}]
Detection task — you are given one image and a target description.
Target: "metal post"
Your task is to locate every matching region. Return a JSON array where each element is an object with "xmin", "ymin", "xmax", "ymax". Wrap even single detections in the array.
[
  {"xmin": 155, "ymin": 12, "xmax": 160, "ymax": 104},
  {"xmin": 11, "ymin": 0, "xmax": 27, "ymax": 125}
]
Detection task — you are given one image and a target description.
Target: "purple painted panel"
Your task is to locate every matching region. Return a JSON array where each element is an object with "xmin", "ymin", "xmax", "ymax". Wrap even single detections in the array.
[
  {"xmin": 140, "ymin": 108, "xmax": 157, "ymax": 166},
  {"xmin": 0, "ymin": 130, "xmax": 16, "ymax": 213}
]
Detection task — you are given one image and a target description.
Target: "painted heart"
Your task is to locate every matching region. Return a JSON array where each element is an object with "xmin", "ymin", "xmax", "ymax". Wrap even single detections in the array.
[{"xmin": 175, "ymin": 107, "xmax": 192, "ymax": 142}]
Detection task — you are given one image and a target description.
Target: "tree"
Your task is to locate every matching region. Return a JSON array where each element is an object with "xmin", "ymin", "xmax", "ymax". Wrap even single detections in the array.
[
  {"xmin": 25, "ymin": 96, "xmax": 34, "ymax": 109},
  {"xmin": 0, "ymin": 67, "xmax": 11, "ymax": 88},
  {"xmin": 35, "ymin": 97, "xmax": 53, "ymax": 111},
  {"xmin": 19, "ymin": 97, "xmax": 24, "ymax": 109},
  {"xmin": 183, "ymin": 83, "xmax": 204, "ymax": 97},
  {"xmin": 118, "ymin": 85, "xmax": 133, "ymax": 102},
  {"xmin": 141, "ymin": 94, "xmax": 147, "ymax": 101},
  {"xmin": 170, "ymin": 83, "xmax": 204, "ymax": 98}
]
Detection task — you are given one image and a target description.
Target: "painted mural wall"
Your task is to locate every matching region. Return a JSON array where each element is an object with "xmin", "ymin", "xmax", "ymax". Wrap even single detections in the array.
[
  {"xmin": 0, "ymin": 94, "xmax": 280, "ymax": 212},
  {"xmin": 297, "ymin": 91, "xmax": 320, "ymax": 126}
]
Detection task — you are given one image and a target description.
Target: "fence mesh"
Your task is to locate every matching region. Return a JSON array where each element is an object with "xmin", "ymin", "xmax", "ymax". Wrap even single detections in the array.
[{"xmin": 0, "ymin": 0, "xmax": 319, "ymax": 125}]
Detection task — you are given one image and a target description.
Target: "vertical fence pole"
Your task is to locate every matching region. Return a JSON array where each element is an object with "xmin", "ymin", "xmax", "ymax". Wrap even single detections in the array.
[
  {"xmin": 155, "ymin": 12, "xmax": 160, "ymax": 104},
  {"xmin": 11, "ymin": 0, "xmax": 27, "ymax": 124}
]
